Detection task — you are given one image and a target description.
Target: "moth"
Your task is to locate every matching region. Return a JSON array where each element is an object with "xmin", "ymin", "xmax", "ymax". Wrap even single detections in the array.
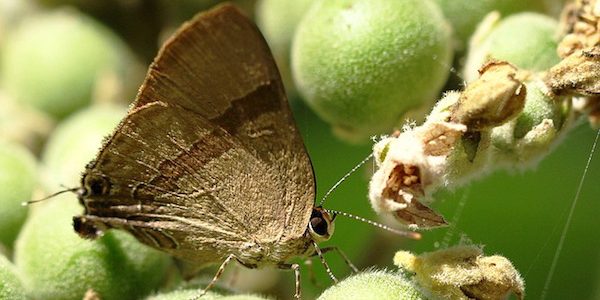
[{"xmin": 71, "ymin": 3, "xmax": 344, "ymax": 299}]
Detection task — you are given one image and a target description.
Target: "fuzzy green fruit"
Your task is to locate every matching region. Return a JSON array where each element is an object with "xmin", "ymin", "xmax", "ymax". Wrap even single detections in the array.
[
  {"xmin": 14, "ymin": 194, "xmax": 171, "ymax": 300},
  {"xmin": 41, "ymin": 105, "xmax": 125, "ymax": 190},
  {"xmin": 317, "ymin": 270, "xmax": 425, "ymax": 300},
  {"xmin": 1, "ymin": 9, "xmax": 132, "ymax": 119},
  {"xmin": 292, "ymin": 0, "xmax": 452, "ymax": 142},
  {"xmin": 0, "ymin": 254, "xmax": 26, "ymax": 300},
  {"xmin": 465, "ymin": 12, "xmax": 560, "ymax": 82},
  {"xmin": 513, "ymin": 80, "xmax": 565, "ymax": 139},
  {"xmin": 0, "ymin": 140, "xmax": 36, "ymax": 249},
  {"xmin": 490, "ymin": 79, "xmax": 569, "ymax": 165},
  {"xmin": 147, "ymin": 291, "xmax": 221, "ymax": 300},
  {"xmin": 434, "ymin": 0, "xmax": 549, "ymax": 51},
  {"xmin": 148, "ymin": 290, "xmax": 270, "ymax": 300}
]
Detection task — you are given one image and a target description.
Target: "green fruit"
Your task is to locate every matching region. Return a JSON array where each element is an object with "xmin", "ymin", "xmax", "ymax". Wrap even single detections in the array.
[
  {"xmin": 14, "ymin": 194, "xmax": 172, "ymax": 300},
  {"xmin": 292, "ymin": 0, "xmax": 452, "ymax": 142},
  {"xmin": 0, "ymin": 140, "xmax": 36, "ymax": 248},
  {"xmin": 434, "ymin": 0, "xmax": 549, "ymax": 51},
  {"xmin": 317, "ymin": 270, "xmax": 425, "ymax": 300},
  {"xmin": 490, "ymin": 79, "xmax": 568, "ymax": 165},
  {"xmin": 0, "ymin": 252, "xmax": 26, "ymax": 299},
  {"xmin": 1, "ymin": 9, "xmax": 132, "ymax": 119},
  {"xmin": 148, "ymin": 291, "xmax": 222, "ymax": 300},
  {"xmin": 148, "ymin": 290, "xmax": 270, "ymax": 300},
  {"xmin": 464, "ymin": 12, "xmax": 560, "ymax": 82},
  {"xmin": 513, "ymin": 80, "xmax": 565, "ymax": 139},
  {"xmin": 41, "ymin": 105, "xmax": 125, "ymax": 190}
]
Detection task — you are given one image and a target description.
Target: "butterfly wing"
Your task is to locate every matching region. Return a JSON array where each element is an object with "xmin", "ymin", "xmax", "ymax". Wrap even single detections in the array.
[{"xmin": 77, "ymin": 4, "xmax": 315, "ymax": 266}]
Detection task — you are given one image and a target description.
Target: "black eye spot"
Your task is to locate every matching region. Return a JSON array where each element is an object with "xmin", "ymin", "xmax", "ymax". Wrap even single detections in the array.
[
  {"xmin": 310, "ymin": 216, "xmax": 328, "ymax": 236},
  {"xmin": 90, "ymin": 180, "xmax": 104, "ymax": 195},
  {"xmin": 85, "ymin": 176, "xmax": 111, "ymax": 196}
]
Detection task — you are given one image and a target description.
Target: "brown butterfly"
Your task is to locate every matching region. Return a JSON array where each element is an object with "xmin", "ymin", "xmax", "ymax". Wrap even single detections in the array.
[
  {"xmin": 71, "ymin": 3, "xmax": 338, "ymax": 299},
  {"xmin": 69, "ymin": 3, "xmax": 418, "ymax": 298}
]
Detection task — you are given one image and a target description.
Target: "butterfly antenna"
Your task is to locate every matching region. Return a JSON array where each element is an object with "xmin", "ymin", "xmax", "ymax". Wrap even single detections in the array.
[
  {"xmin": 22, "ymin": 186, "xmax": 79, "ymax": 206},
  {"xmin": 324, "ymin": 209, "xmax": 421, "ymax": 240},
  {"xmin": 319, "ymin": 153, "xmax": 373, "ymax": 207}
]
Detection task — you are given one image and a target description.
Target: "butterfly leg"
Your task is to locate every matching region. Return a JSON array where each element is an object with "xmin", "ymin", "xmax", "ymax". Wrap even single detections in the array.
[
  {"xmin": 318, "ymin": 246, "xmax": 359, "ymax": 273},
  {"xmin": 278, "ymin": 263, "xmax": 301, "ymax": 299},
  {"xmin": 192, "ymin": 254, "xmax": 236, "ymax": 300},
  {"xmin": 312, "ymin": 242, "xmax": 338, "ymax": 283},
  {"xmin": 303, "ymin": 245, "xmax": 358, "ymax": 288}
]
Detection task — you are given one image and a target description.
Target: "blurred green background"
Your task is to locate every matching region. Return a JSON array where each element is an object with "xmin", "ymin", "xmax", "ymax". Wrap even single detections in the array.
[{"xmin": 0, "ymin": 0, "xmax": 598, "ymax": 299}]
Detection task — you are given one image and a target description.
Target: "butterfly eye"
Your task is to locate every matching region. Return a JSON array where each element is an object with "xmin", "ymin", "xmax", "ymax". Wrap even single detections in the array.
[
  {"xmin": 83, "ymin": 175, "xmax": 111, "ymax": 197},
  {"xmin": 309, "ymin": 207, "xmax": 335, "ymax": 242},
  {"xmin": 310, "ymin": 216, "xmax": 328, "ymax": 235}
]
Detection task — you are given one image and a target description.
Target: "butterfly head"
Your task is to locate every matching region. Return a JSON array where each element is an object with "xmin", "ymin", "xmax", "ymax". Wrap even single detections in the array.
[
  {"xmin": 73, "ymin": 171, "xmax": 112, "ymax": 239},
  {"xmin": 308, "ymin": 206, "xmax": 335, "ymax": 243}
]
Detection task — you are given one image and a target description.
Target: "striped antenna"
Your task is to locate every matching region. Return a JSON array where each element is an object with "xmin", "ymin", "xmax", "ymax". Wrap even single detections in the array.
[
  {"xmin": 319, "ymin": 153, "xmax": 374, "ymax": 207},
  {"xmin": 325, "ymin": 209, "xmax": 421, "ymax": 240},
  {"xmin": 22, "ymin": 187, "xmax": 79, "ymax": 206}
]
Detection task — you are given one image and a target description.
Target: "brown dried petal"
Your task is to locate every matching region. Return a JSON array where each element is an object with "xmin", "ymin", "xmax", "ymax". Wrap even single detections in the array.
[
  {"xmin": 451, "ymin": 61, "xmax": 526, "ymax": 130},
  {"xmin": 417, "ymin": 121, "xmax": 466, "ymax": 157},
  {"xmin": 557, "ymin": 0, "xmax": 600, "ymax": 57},
  {"xmin": 381, "ymin": 164, "xmax": 447, "ymax": 228},
  {"xmin": 395, "ymin": 246, "xmax": 525, "ymax": 300},
  {"xmin": 545, "ymin": 47, "xmax": 600, "ymax": 96},
  {"xmin": 461, "ymin": 255, "xmax": 525, "ymax": 300}
]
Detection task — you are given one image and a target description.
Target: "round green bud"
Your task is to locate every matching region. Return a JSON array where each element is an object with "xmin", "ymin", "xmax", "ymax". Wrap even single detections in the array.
[
  {"xmin": 41, "ymin": 105, "xmax": 125, "ymax": 190},
  {"xmin": 221, "ymin": 295, "xmax": 272, "ymax": 300},
  {"xmin": 491, "ymin": 80, "xmax": 568, "ymax": 164},
  {"xmin": 148, "ymin": 290, "xmax": 221, "ymax": 300},
  {"xmin": 0, "ymin": 254, "xmax": 26, "ymax": 300},
  {"xmin": 148, "ymin": 290, "xmax": 270, "ymax": 300},
  {"xmin": 292, "ymin": 0, "xmax": 452, "ymax": 142},
  {"xmin": 464, "ymin": 12, "xmax": 560, "ymax": 82},
  {"xmin": 0, "ymin": 140, "xmax": 36, "ymax": 249},
  {"xmin": 514, "ymin": 80, "xmax": 565, "ymax": 139},
  {"xmin": 318, "ymin": 270, "xmax": 425, "ymax": 299},
  {"xmin": 14, "ymin": 194, "xmax": 172, "ymax": 300},
  {"xmin": 1, "ymin": 9, "xmax": 132, "ymax": 119},
  {"xmin": 434, "ymin": 0, "xmax": 549, "ymax": 51}
]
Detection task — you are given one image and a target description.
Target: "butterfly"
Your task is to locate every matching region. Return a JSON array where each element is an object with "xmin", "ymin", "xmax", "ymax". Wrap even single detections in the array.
[{"xmin": 72, "ymin": 3, "xmax": 339, "ymax": 299}]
